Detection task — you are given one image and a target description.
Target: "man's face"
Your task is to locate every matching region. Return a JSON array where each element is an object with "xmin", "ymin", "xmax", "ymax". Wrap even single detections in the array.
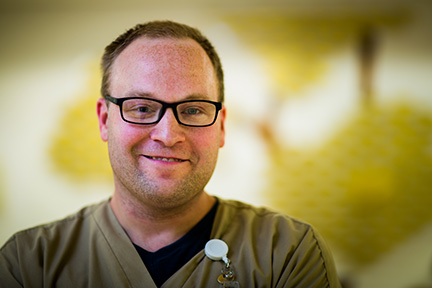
[{"xmin": 97, "ymin": 37, "xmax": 225, "ymax": 210}]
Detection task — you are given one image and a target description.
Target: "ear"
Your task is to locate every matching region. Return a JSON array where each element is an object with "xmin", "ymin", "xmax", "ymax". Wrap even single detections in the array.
[
  {"xmin": 96, "ymin": 98, "xmax": 109, "ymax": 142},
  {"xmin": 219, "ymin": 105, "xmax": 227, "ymax": 148}
]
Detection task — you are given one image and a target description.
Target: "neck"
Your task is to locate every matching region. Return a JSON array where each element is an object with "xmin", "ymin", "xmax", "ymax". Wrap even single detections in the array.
[{"xmin": 110, "ymin": 190, "xmax": 216, "ymax": 252}]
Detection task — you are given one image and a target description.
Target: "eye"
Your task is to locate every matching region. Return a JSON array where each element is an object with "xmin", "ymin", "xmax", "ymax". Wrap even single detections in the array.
[
  {"xmin": 122, "ymin": 99, "xmax": 161, "ymax": 122},
  {"xmin": 179, "ymin": 102, "xmax": 215, "ymax": 118},
  {"xmin": 124, "ymin": 101, "xmax": 158, "ymax": 114},
  {"xmin": 184, "ymin": 107, "xmax": 201, "ymax": 115},
  {"xmin": 137, "ymin": 106, "xmax": 151, "ymax": 113}
]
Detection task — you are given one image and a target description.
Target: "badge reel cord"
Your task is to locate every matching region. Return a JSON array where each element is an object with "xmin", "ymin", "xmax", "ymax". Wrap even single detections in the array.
[{"xmin": 205, "ymin": 239, "xmax": 240, "ymax": 288}]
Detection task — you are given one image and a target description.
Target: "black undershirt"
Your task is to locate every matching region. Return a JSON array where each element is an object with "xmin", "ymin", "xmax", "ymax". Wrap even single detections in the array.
[{"xmin": 133, "ymin": 199, "xmax": 219, "ymax": 287}]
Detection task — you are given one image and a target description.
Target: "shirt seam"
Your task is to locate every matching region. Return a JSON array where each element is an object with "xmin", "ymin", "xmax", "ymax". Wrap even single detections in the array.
[
  {"xmin": 90, "ymin": 204, "xmax": 135, "ymax": 288},
  {"xmin": 309, "ymin": 227, "xmax": 331, "ymax": 287}
]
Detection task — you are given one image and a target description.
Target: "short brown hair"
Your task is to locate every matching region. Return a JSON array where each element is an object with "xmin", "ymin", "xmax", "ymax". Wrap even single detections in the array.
[{"xmin": 101, "ymin": 20, "xmax": 224, "ymax": 102}]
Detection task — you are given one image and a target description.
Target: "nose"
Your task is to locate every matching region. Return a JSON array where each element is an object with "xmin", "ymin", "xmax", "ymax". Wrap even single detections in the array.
[{"xmin": 149, "ymin": 108, "xmax": 186, "ymax": 147}]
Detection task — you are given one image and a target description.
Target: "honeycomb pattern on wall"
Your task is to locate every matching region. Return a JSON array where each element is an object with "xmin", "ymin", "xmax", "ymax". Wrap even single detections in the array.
[
  {"xmin": 265, "ymin": 103, "xmax": 432, "ymax": 266},
  {"xmin": 50, "ymin": 62, "xmax": 112, "ymax": 182},
  {"xmin": 226, "ymin": 11, "xmax": 406, "ymax": 97}
]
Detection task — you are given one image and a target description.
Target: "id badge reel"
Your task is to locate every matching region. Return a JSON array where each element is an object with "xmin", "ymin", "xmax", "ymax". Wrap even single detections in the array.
[{"xmin": 205, "ymin": 239, "xmax": 240, "ymax": 288}]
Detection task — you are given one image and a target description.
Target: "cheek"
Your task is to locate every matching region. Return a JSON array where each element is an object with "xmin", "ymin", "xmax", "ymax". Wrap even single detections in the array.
[
  {"xmin": 192, "ymin": 128, "xmax": 222, "ymax": 156},
  {"xmin": 107, "ymin": 115, "xmax": 147, "ymax": 152}
]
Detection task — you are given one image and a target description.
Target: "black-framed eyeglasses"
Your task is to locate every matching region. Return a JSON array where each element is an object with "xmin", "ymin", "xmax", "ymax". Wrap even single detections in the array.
[{"xmin": 105, "ymin": 95, "xmax": 223, "ymax": 127}]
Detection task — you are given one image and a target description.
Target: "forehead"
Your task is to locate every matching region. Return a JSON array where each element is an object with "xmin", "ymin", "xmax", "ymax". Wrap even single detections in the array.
[
  {"xmin": 119, "ymin": 37, "xmax": 206, "ymax": 65},
  {"xmin": 109, "ymin": 37, "xmax": 217, "ymax": 99}
]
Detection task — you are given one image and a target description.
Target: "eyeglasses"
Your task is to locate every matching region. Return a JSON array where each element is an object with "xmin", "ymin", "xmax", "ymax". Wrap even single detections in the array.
[{"xmin": 105, "ymin": 95, "xmax": 223, "ymax": 127}]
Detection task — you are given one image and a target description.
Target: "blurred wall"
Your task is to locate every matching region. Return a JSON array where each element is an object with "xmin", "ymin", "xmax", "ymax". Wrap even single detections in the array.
[{"xmin": 0, "ymin": 1, "xmax": 431, "ymax": 287}]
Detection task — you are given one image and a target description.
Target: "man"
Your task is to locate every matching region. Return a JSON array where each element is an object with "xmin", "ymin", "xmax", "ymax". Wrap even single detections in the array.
[{"xmin": 0, "ymin": 20, "xmax": 341, "ymax": 287}]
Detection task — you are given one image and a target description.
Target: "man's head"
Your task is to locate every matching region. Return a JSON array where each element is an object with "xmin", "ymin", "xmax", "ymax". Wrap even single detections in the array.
[
  {"xmin": 101, "ymin": 20, "xmax": 224, "ymax": 103},
  {"xmin": 97, "ymin": 20, "xmax": 226, "ymax": 211}
]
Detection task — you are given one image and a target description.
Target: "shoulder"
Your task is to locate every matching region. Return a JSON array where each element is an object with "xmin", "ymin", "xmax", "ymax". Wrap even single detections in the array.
[
  {"xmin": 216, "ymin": 198, "xmax": 314, "ymax": 237},
  {"xmin": 214, "ymin": 198, "xmax": 341, "ymax": 287},
  {"xmin": 215, "ymin": 198, "xmax": 321, "ymax": 255},
  {"xmin": 0, "ymin": 199, "xmax": 112, "ymax": 286},
  {"xmin": 1, "ymin": 199, "xmax": 110, "ymax": 252}
]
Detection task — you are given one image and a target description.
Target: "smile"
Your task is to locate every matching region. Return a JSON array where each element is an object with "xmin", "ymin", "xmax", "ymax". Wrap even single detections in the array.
[{"xmin": 145, "ymin": 156, "xmax": 186, "ymax": 162}]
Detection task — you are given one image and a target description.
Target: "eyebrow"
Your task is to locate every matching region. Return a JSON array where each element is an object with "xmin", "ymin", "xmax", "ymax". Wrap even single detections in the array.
[
  {"xmin": 124, "ymin": 91, "xmax": 215, "ymax": 102},
  {"xmin": 124, "ymin": 91, "xmax": 153, "ymax": 98}
]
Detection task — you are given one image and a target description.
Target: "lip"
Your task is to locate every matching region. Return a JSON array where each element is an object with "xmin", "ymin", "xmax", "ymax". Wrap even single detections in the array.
[{"xmin": 143, "ymin": 155, "xmax": 188, "ymax": 163}]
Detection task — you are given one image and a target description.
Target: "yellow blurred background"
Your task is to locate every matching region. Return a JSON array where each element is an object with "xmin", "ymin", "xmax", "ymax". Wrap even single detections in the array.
[{"xmin": 0, "ymin": 0, "xmax": 431, "ymax": 287}]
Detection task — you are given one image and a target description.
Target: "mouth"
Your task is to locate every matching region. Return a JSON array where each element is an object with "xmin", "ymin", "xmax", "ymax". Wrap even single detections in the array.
[{"xmin": 144, "ymin": 155, "xmax": 187, "ymax": 162}]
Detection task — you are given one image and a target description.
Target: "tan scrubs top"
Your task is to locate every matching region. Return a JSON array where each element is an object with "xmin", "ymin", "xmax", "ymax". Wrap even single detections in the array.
[{"xmin": 0, "ymin": 198, "xmax": 341, "ymax": 287}]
